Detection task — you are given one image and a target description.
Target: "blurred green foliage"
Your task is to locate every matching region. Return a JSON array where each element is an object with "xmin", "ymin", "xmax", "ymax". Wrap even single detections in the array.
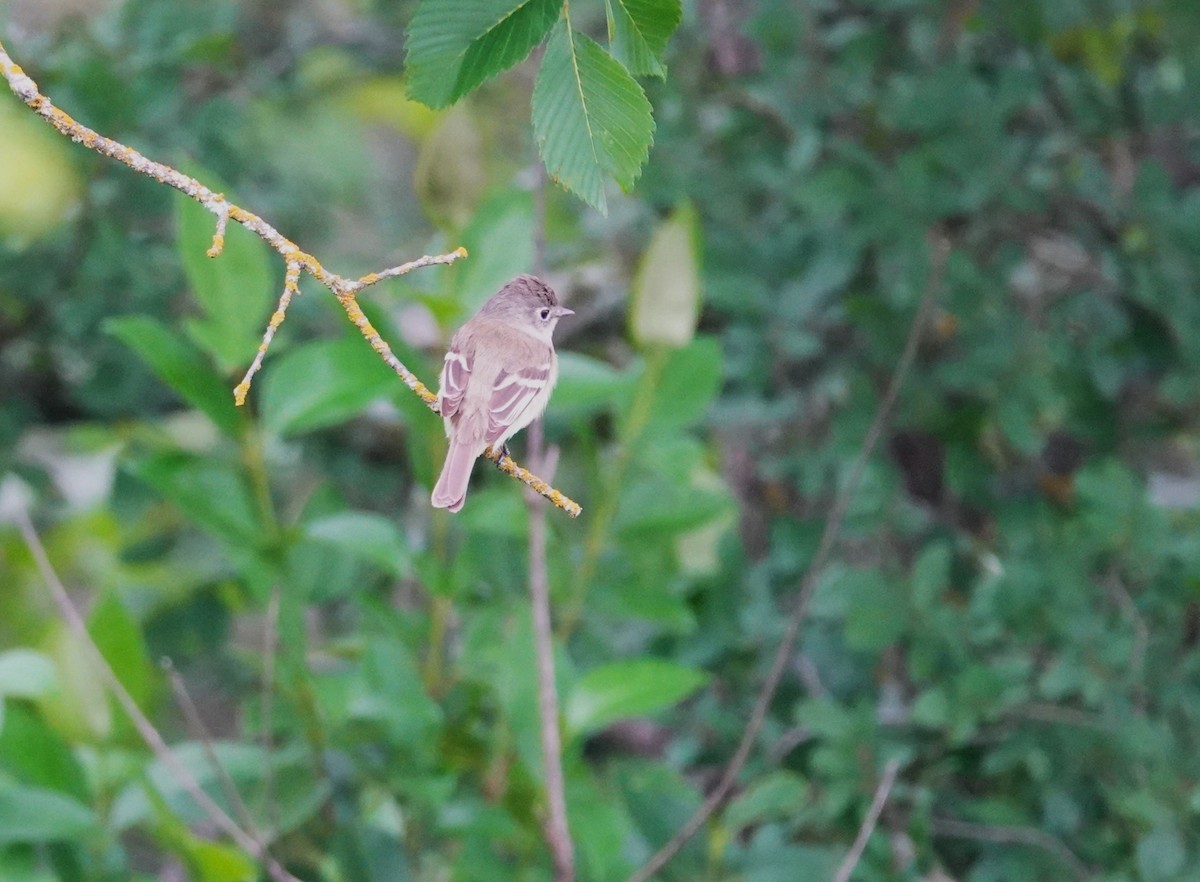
[{"xmin": 2, "ymin": 0, "xmax": 1200, "ymax": 881}]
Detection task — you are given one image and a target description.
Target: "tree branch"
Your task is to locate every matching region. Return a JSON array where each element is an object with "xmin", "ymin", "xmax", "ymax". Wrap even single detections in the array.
[
  {"xmin": 163, "ymin": 658, "xmax": 263, "ymax": 842},
  {"xmin": 930, "ymin": 817, "xmax": 1091, "ymax": 881},
  {"xmin": 15, "ymin": 508, "xmax": 301, "ymax": 882},
  {"xmin": 0, "ymin": 39, "xmax": 581, "ymax": 518},
  {"xmin": 831, "ymin": 759, "xmax": 902, "ymax": 882},
  {"xmin": 526, "ymin": 158, "xmax": 575, "ymax": 880},
  {"xmin": 626, "ymin": 230, "xmax": 950, "ymax": 882}
]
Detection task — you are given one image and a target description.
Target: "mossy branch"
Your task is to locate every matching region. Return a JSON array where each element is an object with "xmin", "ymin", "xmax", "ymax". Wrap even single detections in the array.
[{"xmin": 0, "ymin": 40, "xmax": 581, "ymax": 518}]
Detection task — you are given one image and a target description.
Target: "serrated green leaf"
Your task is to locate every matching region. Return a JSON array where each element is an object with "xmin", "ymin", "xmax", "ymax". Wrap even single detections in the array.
[
  {"xmin": 106, "ymin": 315, "xmax": 244, "ymax": 438},
  {"xmin": 175, "ymin": 165, "xmax": 274, "ymax": 373},
  {"xmin": 533, "ymin": 22, "xmax": 654, "ymax": 213},
  {"xmin": 606, "ymin": 0, "xmax": 681, "ymax": 77},
  {"xmin": 566, "ymin": 659, "xmax": 708, "ymax": 736},
  {"xmin": 405, "ymin": 0, "xmax": 561, "ymax": 108}
]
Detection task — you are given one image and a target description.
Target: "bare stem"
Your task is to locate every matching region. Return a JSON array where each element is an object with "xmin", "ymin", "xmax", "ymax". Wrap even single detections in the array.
[
  {"xmin": 527, "ymin": 161, "xmax": 575, "ymax": 881},
  {"xmin": 261, "ymin": 584, "xmax": 282, "ymax": 833},
  {"xmin": 831, "ymin": 759, "xmax": 902, "ymax": 882},
  {"xmin": 930, "ymin": 817, "xmax": 1091, "ymax": 881},
  {"xmin": 526, "ymin": 422, "xmax": 575, "ymax": 881},
  {"xmin": 163, "ymin": 659, "xmax": 262, "ymax": 840},
  {"xmin": 0, "ymin": 39, "xmax": 580, "ymax": 518},
  {"xmin": 625, "ymin": 231, "xmax": 950, "ymax": 882},
  {"xmin": 16, "ymin": 509, "xmax": 301, "ymax": 882}
]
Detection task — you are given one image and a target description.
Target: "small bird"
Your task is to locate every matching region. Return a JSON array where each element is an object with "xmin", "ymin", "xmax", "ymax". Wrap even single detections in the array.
[{"xmin": 431, "ymin": 275, "xmax": 573, "ymax": 512}]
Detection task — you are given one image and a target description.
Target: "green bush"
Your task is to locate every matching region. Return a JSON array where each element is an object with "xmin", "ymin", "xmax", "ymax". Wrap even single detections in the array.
[{"xmin": 2, "ymin": 1, "xmax": 1199, "ymax": 880}]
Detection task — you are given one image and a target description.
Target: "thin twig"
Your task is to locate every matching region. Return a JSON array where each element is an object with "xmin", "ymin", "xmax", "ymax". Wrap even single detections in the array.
[
  {"xmin": 930, "ymin": 817, "xmax": 1091, "ymax": 881},
  {"xmin": 526, "ymin": 160, "xmax": 575, "ymax": 881},
  {"xmin": 626, "ymin": 231, "xmax": 950, "ymax": 882},
  {"xmin": 1017, "ymin": 702, "xmax": 1112, "ymax": 730},
  {"xmin": 0, "ymin": 39, "xmax": 580, "ymax": 518},
  {"xmin": 162, "ymin": 658, "xmax": 262, "ymax": 840},
  {"xmin": 15, "ymin": 509, "xmax": 301, "ymax": 882},
  {"xmin": 526, "ymin": 421, "xmax": 574, "ymax": 881},
  {"xmin": 261, "ymin": 584, "xmax": 282, "ymax": 833},
  {"xmin": 831, "ymin": 759, "xmax": 902, "ymax": 882},
  {"xmin": 1104, "ymin": 571, "xmax": 1148, "ymax": 713}
]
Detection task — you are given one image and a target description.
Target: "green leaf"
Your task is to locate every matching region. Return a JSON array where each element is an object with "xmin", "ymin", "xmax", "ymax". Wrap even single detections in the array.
[
  {"xmin": 128, "ymin": 451, "xmax": 262, "ymax": 547},
  {"xmin": 0, "ymin": 784, "xmax": 97, "ymax": 844},
  {"xmin": 349, "ymin": 639, "xmax": 443, "ymax": 751},
  {"xmin": 567, "ymin": 659, "xmax": 708, "ymax": 736},
  {"xmin": 454, "ymin": 190, "xmax": 533, "ymax": 315},
  {"xmin": 843, "ymin": 568, "xmax": 909, "ymax": 652},
  {"xmin": 414, "ymin": 106, "xmax": 486, "ymax": 228},
  {"xmin": 111, "ymin": 742, "xmax": 328, "ymax": 836},
  {"xmin": 630, "ymin": 201, "xmax": 702, "ymax": 348},
  {"xmin": 910, "ymin": 687, "xmax": 951, "ymax": 728},
  {"xmin": 642, "ymin": 336, "xmax": 723, "ymax": 431},
  {"xmin": 260, "ymin": 336, "xmax": 397, "ymax": 436},
  {"xmin": 1137, "ymin": 825, "xmax": 1185, "ymax": 881},
  {"xmin": 724, "ymin": 771, "xmax": 809, "ymax": 833},
  {"xmin": 305, "ymin": 511, "xmax": 411, "ymax": 577},
  {"xmin": 606, "ymin": 0, "xmax": 681, "ymax": 77},
  {"xmin": 179, "ymin": 837, "xmax": 258, "ymax": 882},
  {"xmin": 736, "ymin": 838, "xmax": 841, "ymax": 881},
  {"xmin": 553, "ymin": 352, "xmax": 633, "ymax": 416},
  {"xmin": 0, "ymin": 649, "xmax": 57, "ymax": 700},
  {"xmin": 0, "ymin": 704, "xmax": 90, "ymax": 801},
  {"xmin": 38, "ymin": 622, "xmax": 112, "ymax": 741},
  {"xmin": 615, "ymin": 478, "xmax": 729, "ymax": 536},
  {"xmin": 106, "ymin": 315, "xmax": 244, "ymax": 438},
  {"xmin": 568, "ymin": 774, "xmax": 633, "ymax": 882},
  {"xmin": 405, "ymin": 0, "xmax": 561, "ymax": 108},
  {"xmin": 175, "ymin": 165, "xmax": 274, "ymax": 373},
  {"xmin": 88, "ymin": 592, "xmax": 153, "ymax": 716},
  {"xmin": 533, "ymin": 22, "xmax": 654, "ymax": 213},
  {"xmin": 911, "ymin": 541, "xmax": 951, "ymax": 612}
]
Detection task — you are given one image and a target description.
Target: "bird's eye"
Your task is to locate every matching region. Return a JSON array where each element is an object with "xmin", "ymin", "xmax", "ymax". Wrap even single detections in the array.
[{"xmin": 538, "ymin": 308, "xmax": 551, "ymax": 320}]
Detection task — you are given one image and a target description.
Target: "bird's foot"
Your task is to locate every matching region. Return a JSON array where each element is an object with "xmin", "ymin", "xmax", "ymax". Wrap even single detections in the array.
[{"xmin": 492, "ymin": 444, "xmax": 511, "ymax": 468}]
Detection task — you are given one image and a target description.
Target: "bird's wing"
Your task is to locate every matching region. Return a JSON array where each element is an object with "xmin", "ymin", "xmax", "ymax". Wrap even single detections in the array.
[
  {"xmin": 437, "ymin": 347, "xmax": 472, "ymax": 420},
  {"xmin": 485, "ymin": 359, "xmax": 553, "ymax": 446}
]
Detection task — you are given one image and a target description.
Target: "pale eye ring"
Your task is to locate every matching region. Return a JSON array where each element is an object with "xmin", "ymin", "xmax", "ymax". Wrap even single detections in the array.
[{"xmin": 538, "ymin": 308, "xmax": 551, "ymax": 320}]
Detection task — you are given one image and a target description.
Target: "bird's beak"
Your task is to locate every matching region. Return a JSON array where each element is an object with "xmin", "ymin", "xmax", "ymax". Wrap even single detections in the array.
[{"xmin": 555, "ymin": 306, "xmax": 575, "ymax": 318}]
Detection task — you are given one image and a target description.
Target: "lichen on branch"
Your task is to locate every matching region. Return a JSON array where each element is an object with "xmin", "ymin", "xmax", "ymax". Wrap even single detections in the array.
[{"xmin": 0, "ymin": 39, "xmax": 580, "ymax": 517}]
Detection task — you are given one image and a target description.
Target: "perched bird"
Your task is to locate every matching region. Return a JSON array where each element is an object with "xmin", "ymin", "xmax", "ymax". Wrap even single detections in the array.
[{"xmin": 431, "ymin": 275, "xmax": 573, "ymax": 512}]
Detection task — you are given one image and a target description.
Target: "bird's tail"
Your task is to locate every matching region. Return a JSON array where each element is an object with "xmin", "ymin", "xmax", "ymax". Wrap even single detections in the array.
[{"xmin": 431, "ymin": 440, "xmax": 481, "ymax": 512}]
